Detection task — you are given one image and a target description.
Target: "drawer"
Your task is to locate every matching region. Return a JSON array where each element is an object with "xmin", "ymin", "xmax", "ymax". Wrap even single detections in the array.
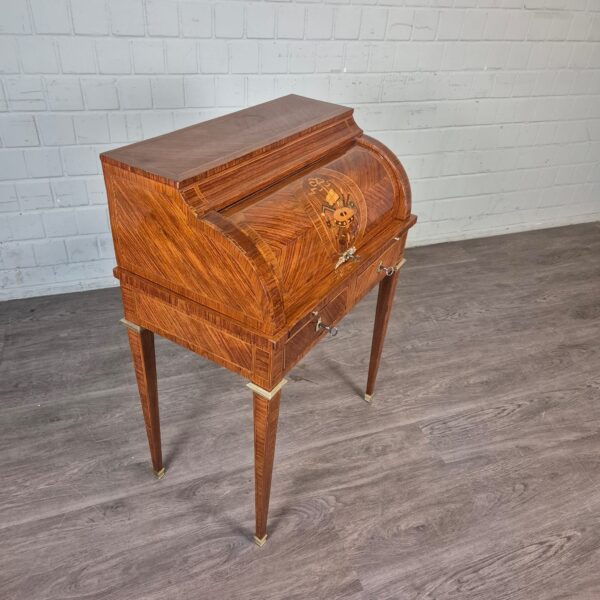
[
  {"xmin": 353, "ymin": 236, "xmax": 405, "ymax": 303},
  {"xmin": 284, "ymin": 287, "xmax": 348, "ymax": 371}
]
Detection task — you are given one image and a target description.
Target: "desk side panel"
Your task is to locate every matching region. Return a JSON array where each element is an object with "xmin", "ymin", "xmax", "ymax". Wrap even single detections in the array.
[{"xmin": 103, "ymin": 163, "xmax": 279, "ymax": 333}]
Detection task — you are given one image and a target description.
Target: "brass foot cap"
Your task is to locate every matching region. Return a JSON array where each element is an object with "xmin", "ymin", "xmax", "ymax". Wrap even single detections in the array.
[
  {"xmin": 154, "ymin": 467, "xmax": 166, "ymax": 480},
  {"xmin": 364, "ymin": 393, "xmax": 373, "ymax": 403},
  {"xmin": 254, "ymin": 535, "xmax": 268, "ymax": 547}
]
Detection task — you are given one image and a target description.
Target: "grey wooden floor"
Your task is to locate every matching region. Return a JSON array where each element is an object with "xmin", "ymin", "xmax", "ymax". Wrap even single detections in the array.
[{"xmin": 1, "ymin": 223, "xmax": 599, "ymax": 600}]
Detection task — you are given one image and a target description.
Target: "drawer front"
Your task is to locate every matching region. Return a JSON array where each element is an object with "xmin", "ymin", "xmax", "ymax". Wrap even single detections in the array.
[
  {"xmin": 285, "ymin": 288, "xmax": 348, "ymax": 371},
  {"xmin": 353, "ymin": 237, "xmax": 405, "ymax": 303}
]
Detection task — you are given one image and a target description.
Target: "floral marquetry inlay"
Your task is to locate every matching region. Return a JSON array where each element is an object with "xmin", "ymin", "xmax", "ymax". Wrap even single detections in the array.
[{"xmin": 303, "ymin": 168, "xmax": 367, "ymax": 254}]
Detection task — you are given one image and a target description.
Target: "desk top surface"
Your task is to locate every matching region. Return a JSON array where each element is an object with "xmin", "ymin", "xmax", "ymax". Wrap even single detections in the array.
[{"xmin": 101, "ymin": 95, "xmax": 353, "ymax": 186}]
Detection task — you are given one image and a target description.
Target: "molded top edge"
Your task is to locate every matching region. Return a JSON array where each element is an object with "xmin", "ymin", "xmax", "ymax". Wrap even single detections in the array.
[{"xmin": 100, "ymin": 95, "xmax": 354, "ymax": 187}]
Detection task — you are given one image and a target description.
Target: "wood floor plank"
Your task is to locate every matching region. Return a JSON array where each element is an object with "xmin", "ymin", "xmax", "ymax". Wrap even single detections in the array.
[
  {"xmin": 331, "ymin": 448, "xmax": 600, "ymax": 600},
  {"xmin": 1, "ymin": 222, "xmax": 599, "ymax": 600}
]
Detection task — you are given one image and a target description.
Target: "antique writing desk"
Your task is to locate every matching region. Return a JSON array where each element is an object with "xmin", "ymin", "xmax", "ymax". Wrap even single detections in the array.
[{"xmin": 101, "ymin": 95, "xmax": 416, "ymax": 546}]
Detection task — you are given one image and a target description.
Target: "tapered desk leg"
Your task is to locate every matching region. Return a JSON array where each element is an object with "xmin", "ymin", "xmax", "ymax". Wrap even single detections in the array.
[
  {"xmin": 121, "ymin": 319, "xmax": 164, "ymax": 479},
  {"xmin": 365, "ymin": 269, "xmax": 401, "ymax": 403},
  {"xmin": 247, "ymin": 379, "xmax": 286, "ymax": 546}
]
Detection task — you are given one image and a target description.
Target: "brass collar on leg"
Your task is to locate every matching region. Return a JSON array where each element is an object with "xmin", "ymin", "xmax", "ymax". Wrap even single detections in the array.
[
  {"xmin": 246, "ymin": 379, "xmax": 288, "ymax": 400},
  {"xmin": 120, "ymin": 318, "xmax": 143, "ymax": 333},
  {"xmin": 395, "ymin": 258, "xmax": 407, "ymax": 271}
]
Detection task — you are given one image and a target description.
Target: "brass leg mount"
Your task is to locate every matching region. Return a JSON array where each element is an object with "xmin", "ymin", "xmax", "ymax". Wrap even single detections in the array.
[{"xmin": 254, "ymin": 535, "xmax": 268, "ymax": 547}]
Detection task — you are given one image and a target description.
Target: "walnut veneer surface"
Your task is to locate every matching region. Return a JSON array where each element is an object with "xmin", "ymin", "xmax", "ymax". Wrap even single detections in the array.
[
  {"xmin": 100, "ymin": 95, "xmax": 416, "ymax": 543},
  {"xmin": 2, "ymin": 223, "xmax": 599, "ymax": 599}
]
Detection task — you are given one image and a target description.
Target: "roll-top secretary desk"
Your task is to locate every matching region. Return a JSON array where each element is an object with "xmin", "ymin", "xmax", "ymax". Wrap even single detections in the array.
[{"xmin": 101, "ymin": 95, "xmax": 416, "ymax": 546}]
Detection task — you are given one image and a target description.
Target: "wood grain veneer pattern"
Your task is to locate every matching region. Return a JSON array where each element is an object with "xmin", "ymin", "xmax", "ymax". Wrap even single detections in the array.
[
  {"xmin": 253, "ymin": 390, "xmax": 281, "ymax": 544},
  {"xmin": 100, "ymin": 95, "xmax": 416, "ymax": 543}
]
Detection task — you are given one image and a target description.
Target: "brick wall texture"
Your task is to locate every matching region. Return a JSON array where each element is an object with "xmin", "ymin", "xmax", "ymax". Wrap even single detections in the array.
[{"xmin": 1, "ymin": 0, "xmax": 599, "ymax": 299}]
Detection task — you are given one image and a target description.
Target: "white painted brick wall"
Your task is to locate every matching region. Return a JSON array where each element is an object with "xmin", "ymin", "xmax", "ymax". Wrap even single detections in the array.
[{"xmin": 1, "ymin": 0, "xmax": 599, "ymax": 301}]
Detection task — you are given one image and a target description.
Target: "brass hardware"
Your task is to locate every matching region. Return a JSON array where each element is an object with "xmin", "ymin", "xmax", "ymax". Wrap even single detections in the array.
[
  {"xmin": 120, "ymin": 318, "xmax": 142, "ymax": 333},
  {"xmin": 154, "ymin": 467, "xmax": 166, "ymax": 479},
  {"xmin": 254, "ymin": 534, "xmax": 268, "ymax": 547},
  {"xmin": 247, "ymin": 379, "xmax": 287, "ymax": 400},
  {"xmin": 378, "ymin": 257, "xmax": 406, "ymax": 277},
  {"xmin": 364, "ymin": 393, "xmax": 373, "ymax": 403},
  {"xmin": 315, "ymin": 316, "xmax": 338, "ymax": 336},
  {"xmin": 335, "ymin": 246, "xmax": 359, "ymax": 269},
  {"xmin": 377, "ymin": 262, "xmax": 395, "ymax": 277}
]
